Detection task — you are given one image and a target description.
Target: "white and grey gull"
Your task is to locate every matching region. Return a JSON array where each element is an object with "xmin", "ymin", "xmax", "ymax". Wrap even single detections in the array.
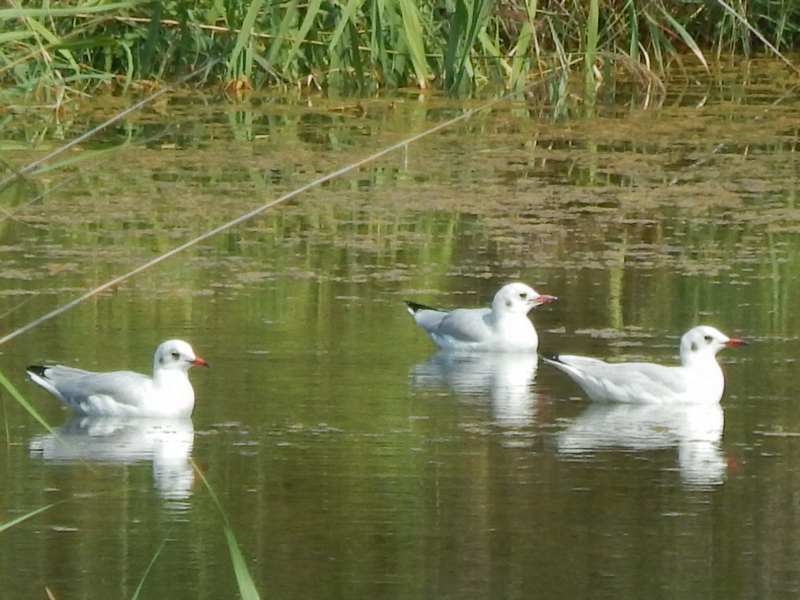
[
  {"xmin": 26, "ymin": 339, "xmax": 209, "ymax": 418},
  {"xmin": 543, "ymin": 325, "xmax": 746, "ymax": 404},
  {"xmin": 405, "ymin": 282, "xmax": 556, "ymax": 352}
]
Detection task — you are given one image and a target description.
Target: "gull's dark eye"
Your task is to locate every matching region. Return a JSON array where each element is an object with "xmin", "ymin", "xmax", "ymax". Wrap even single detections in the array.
[
  {"xmin": 704, "ymin": 335, "xmax": 712, "ymax": 342},
  {"xmin": 519, "ymin": 293, "xmax": 527, "ymax": 299},
  {"xmin": 171, "ymin": 351, "xmax": 180, "ymax": 360}
]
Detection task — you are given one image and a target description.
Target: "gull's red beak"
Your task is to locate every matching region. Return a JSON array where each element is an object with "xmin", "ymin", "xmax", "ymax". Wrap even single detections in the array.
[
  {"xmin": 535, "ymin": 295, "xmax": 557, "ymax": 305},
  {"xmin": 192, "ymin": 356, "xmax": 210, "ymax": 367},
  {"xmin": 725, "ymin": 338, "xmax": 747, "ymax": 348}
]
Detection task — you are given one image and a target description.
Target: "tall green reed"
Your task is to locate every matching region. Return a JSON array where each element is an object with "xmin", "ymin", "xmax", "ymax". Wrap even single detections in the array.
[
  {"xmin": 1, "ymin": 1, "xmax": 797, "ymax": 105},
  {"xmin": 0, "ymin": 370, "xmax": 56, "ymax": 436},
  {"xmin": 443, "ymin": 0, "xmax": 493, "ymax": 94},
  {"xmin": 130, "ymin": 537, "xmax": 169, "ymax": 600},
  {"xmin": 0, "ymin": 501, "xmax": 56, "ymax": 534},
  {"xmin": 584, "ymin": 0, "xmax": 600, "ymax": 105},
  {"xmin": 193, "ymin": 460, "xmax": 262, "ymax": 600}
]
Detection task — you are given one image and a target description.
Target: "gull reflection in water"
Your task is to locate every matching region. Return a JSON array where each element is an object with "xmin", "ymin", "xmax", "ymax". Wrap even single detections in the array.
[
  {"xmin": 557, "ymin": 402, "xmax": 726, "ymax": 486},
  {"xmin": 29, "ymin": 416, "xmax": 195, "ymax": 500},
  {"xmin": 410, "ymin": 351, "xmax": 539, "ymax": 427}
]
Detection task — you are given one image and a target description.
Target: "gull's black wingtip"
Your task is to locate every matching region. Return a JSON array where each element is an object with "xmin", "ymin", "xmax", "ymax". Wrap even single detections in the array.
[
  {"xmin": 405, "ymin": 300, "xmax": 437, "ymax": 314},
  {"xmin": 539, "ymin": 350, "xmax": 561, "ymax": 363},
  {"xmin": 26, "ymin": 365, "xmax": 47, "ymax": 377}
]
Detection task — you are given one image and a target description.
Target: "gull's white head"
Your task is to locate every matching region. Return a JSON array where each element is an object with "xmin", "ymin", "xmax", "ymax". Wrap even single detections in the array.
[
  {"xmin": 492, "ymin": 282, "xmax": 556, "ymax": 315},
  {"xmin": 153, "ymin": 339, "xmax": 209, "ymax": 374},
  {"xmin": 680, "ymin": 326, "xmax": 746, "ymax": 366}
]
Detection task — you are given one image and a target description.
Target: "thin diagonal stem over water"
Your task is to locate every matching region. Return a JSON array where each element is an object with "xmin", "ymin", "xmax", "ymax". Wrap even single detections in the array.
[
  {"xmin": 712, "ymin": 0, "xmax": 800, "ymax": 76},
  {"xmin": 0, "ymin": 61, "xmax": 216, "ymax": 192},
  {"xmin": 0, "ymin": 71, "xmax": 563, "ymax": 348},
  {"xmin": 0, "ymin": 125, "xmax": 179, "ymax": 226}
]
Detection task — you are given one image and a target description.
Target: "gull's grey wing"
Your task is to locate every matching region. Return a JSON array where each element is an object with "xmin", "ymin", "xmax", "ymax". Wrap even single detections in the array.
[
  {"xmin": 435, "ymin": 308, "xmax": 493, "ymax": 343},
  {"xmin": 410, "ymin": 307, "xmax": 448, "ymax": 333},
  {"xmin": 50, "ymin": 370, "xmax": 154, "ymax": 409},
  {"xmin": 547, "ymin": 355, "xmax": 688, "ymax": 402}
]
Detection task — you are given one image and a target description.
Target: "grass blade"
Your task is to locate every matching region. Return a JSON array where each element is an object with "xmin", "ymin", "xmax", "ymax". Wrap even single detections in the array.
[
  {"xmin": 193, "ymin": 460, "xmax": 262, "ymax": 600},
  {"xmin": 0, "ymin": 30, "xmax": 34, "ymax": 43},
  {"xmin": 395, "ymin": 0, "xmax": 430, "ymax": 88},
  {"xmin": 0, "ymin": 2, "xmax": 142, "ymax": 20},
  {"xmin": 130, "ymin": 536, "xmax": 170, "ymax": 600},
  {"xmin": 266, "ymin": 0, "xmax": 299, "ymax": 66},
  {"xmin": 328, "ymin": 0, "xmax": 363, "ymax": 52},
  {"xmin": 224, "ymin": 526, "xmax": 262, "ymax": 600},
  {"xmin": 711, "ymin": 0, "xmax": 800, "ymax": 76},
  {"xmin": 443, "ymin": 0, "xmax": 467, "ymax": 89},
  {"xmin": 658, "ymin": 5, "xmax": 708, "ymax": 71},
  {"xmin": 22, "ymin": 14, "xmax": 81, "ymax": 74},
  {"xmin": 584, "ymin": 0, "xmax": 599, "ymax": 103},
  {"xmin": 510, "ymin": 21, "xmax": 533, "ymax": 91},
  {"xmin": 0, "ymin": 502, "xmax": 55, "ymax": 534},
  {"xmin": 226, "ymin": 0, "xmax": 267, "ymax": 81},
  {"xmin": 0, "ymin": 370, "xmax": 57, "ymax": 437},
  {"xmin": 627, "ymin": 0, "xmax": 639, "ymax": 61},
  {"xmin": 443, "ymin": 0, "xmax": 493, "ymax": 92},
  {"xmin": 282, "ymin": 0, "xmax": 323, "ymax": 74}
]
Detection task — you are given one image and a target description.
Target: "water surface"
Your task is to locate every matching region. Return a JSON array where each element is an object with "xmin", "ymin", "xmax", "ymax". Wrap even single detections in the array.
[{"xmin": 2, "ymin": 60, "xmax": 800, "ymax": 599}]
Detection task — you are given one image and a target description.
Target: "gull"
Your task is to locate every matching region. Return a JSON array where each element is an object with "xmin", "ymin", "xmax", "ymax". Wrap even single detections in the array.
[
  {"xmin": 543, "ymin": 325, "xmax": 746, "ymax": 404},
  {"xmin": 26, "ymin": 339, "xmax": 209, "ymax": 417},
  {"xmin": 405, "ymin": 282, "xmax": 556, "ymax": 352}
]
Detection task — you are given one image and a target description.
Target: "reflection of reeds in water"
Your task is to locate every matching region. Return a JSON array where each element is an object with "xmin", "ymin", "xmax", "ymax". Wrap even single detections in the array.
[
  {"xmin": 3, "ymin": 90, "xmax": 799, "ymax": 343},
  {"xmin": 4, "ymin": 159, "xmax": 799, "ymax": 346}
]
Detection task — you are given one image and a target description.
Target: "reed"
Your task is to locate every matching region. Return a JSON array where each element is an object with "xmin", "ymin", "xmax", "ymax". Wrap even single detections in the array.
[
  {"xmin": 0, "ymin": 501, "xmax": 56, "ymax": 534},
  {"xmin": 0, "ymin": 1, "xmax": 797, "ymax": 100},
  {"xmin": 0, "ymin": 370, "xmax": 57, "ymax": 436},
  {"xmin": 584, "ymin": 0, "xmax": 599, "ymax": 104},
  {"xmin": 130, "ymin": 537, "xmax": 169, "ymax": 600},
  {"xmin": 193, "ymin": 459, "xmax": 262, "ymax": 600}
]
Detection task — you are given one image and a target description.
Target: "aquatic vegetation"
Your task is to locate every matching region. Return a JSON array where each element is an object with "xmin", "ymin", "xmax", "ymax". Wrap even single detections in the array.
[
  {"xmin": 130, "ymin": 537, "xmax": 169, "ymax": 600},
  {"xmin": 0, "ymin": 57, "xmax": 799, "ymax": 598},
  {"xmin": 0, "ymin": 369, "xmax": 57, "ymax": 436},
  {"xmin": 194, "ymin": 459, "xmax": 262, "ymax": 600},
  {"xmin": 0, "ymin": 501, "xmax": 56, "ymax": 534},
  {"xmin": 1, "ymin": 0, "xmax": 797, "ymax": 107}
]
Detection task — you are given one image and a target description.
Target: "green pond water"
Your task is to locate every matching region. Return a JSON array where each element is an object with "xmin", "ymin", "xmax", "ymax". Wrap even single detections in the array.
[{"xmin": 2, "ymin": 59, "xmax": 800, "ymax": 599}]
